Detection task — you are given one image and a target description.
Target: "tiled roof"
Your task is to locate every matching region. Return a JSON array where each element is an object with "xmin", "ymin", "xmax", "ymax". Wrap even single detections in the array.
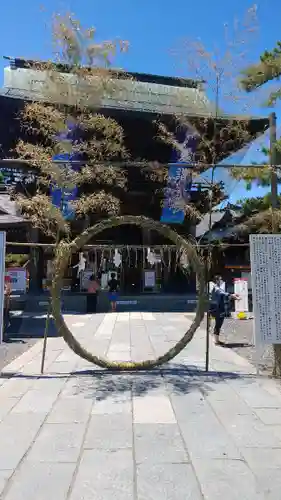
[
  {"xmin": 195, "ymin": 212, "xmax": 225, "ymax": 238},
  {"xmin": 0, "ymin": 192, "xmax": 18, "ymax": 215},
  {"xmin": 0, "ymin": 213, "xmax": 27, "ymax": 225},
  {"xmin": 196, "ymin": 209, "xmax": 244, "ymax": 240},
  {"xmin": 0, "ymin": 191, "xmax": 27, "ymax": 225},
  {"xmin": 2, "ymin": 64, "xmax": 215, "ymax": 117}
]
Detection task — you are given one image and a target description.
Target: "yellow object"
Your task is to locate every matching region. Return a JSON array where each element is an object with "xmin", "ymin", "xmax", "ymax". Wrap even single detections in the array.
[{"xmin": 237, "ymin": 312, "xmax": 247, "ymax": 320}]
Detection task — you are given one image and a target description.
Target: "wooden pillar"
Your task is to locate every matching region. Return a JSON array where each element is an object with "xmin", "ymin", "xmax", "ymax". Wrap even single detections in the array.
[
  {"xmin": 142, "ymin": 228, "xmax": 151, "ymax": 247},
  {"xmin": 28, "ymin": 228, "xmax": 43, "ymax": 293}
]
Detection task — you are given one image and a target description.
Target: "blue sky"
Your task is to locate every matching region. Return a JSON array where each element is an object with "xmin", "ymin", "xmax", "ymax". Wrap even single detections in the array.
[{"xmin": 1, "ymin": 0, "xmax": 281, "ymax": 203}]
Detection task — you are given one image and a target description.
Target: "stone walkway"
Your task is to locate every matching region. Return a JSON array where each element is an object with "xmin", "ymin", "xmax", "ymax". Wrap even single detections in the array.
[{"xmin": 1, "ymin": 312, "xmax": 281, "ymax": 499}]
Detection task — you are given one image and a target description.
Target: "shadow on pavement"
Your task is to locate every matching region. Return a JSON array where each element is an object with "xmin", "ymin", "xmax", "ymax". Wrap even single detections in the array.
[
  {"xmin": 0, "ymin": 372, "xmax": 69, "ymax": 380},
  {"xmin": 222, "ymin": 342, "xmax": 253, "ymax": 349},
  {"xmin": 0, "ymin": 365, "xmax": 254, "ymax": 399},
  {"xmin": 3, "ymin": 317, "xmax": 23, "ymax": 338},
  {"xmin": 2, "ymin": 338, "xmax": 27, "ymax": 345},
  {"xmin": 7, "ymin": 310, "xmax": 92, "ymax": 340},
  {"xmin": 0, "ymin": 364, "xmax": 255, "ymax": 378},
  {"xmin": 6, "ymin": 315, "xmax": 59, "ymax": 339},
  {"xmin": 0, "ymin": 364, "xmax": 257, "ymax": 401},
  {"xmin": 67, "ymin": 366, "xmax": 257, "ymax": 400}
]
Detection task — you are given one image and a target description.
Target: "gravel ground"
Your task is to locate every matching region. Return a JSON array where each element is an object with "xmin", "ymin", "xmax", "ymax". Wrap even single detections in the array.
[
  {"xmin": 209, "ymin": 317, "xmax": 274, "ymax": 374},
  {"xmin": 0, "ymin": 338, "xmax": 38, "ymax": 371},
  {"xmin": 0, "ymin": 313, "xmax": 39, "ymax": 372}
]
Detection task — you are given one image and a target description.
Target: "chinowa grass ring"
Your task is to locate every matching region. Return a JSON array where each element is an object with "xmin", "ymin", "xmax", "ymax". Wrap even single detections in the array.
[{"xmin": 51, "ymin": 215, "xmax": 206, "ymax": 371}]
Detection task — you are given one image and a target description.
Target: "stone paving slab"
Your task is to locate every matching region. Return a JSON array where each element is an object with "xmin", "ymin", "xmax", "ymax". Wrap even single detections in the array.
[
  {"xmin": 193, "ymin": 458, "xmax": 264, "ymax": 500},
  {"xmin": 69, "ymin": 449, "xmax": 134, "ymax": 500},
  {"xmin": 4, "ymin": 462, "xmax": 76, "ymax": 500},
  {"xmin": 1, "ymin": 312, "xmax": 281, "ymax": 498},
  {"xmin": 137, "ymin": 463, "xmax": 203, "ymax": 500},
  {"xmin": 84, "ymin": 413, "xmax": 132, "ymax": 450},
  {"xmin": 134, "ymin": 423, "xmax": 188, "ymax": 464}
]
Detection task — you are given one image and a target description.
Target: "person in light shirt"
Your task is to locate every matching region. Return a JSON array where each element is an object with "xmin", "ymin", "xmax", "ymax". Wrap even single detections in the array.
[{"xmin": 211, "ymin": 275, "xmax": 239, "ymax": 345}]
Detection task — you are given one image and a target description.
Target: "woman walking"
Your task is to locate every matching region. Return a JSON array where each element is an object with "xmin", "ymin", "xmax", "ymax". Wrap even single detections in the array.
[
  {"xmin": 211, "ymin": 276, "xmax": 239, "ymax": 345},
  {"xmin": 3, "ymin": 276, "xmax": 11, "ymax": 339},
  {"xmin": 107, "ymin": 272, "xmax": 119, "ymax": 312}
]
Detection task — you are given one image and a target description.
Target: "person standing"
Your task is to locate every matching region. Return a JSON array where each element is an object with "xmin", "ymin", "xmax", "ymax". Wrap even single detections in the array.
[
  {"xmin": 211, "ymin": 276, "xmax": 239, "ymax": 345},
  {"xmin": 87, "ymin": 275, "xmax": 100, "ymax": 313},
  {"xmin": 72, "ymin": 253, "xmax": 87, "ymax": 291},
  {"xmin": 107, "ymin": 272, "xmax": 119, "ymax": 312},
  {"xmin": 4, "ymin": 275, "xmax": 11, "ymax": 333}
]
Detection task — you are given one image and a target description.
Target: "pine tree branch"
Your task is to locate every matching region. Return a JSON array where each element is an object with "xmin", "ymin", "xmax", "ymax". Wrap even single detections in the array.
[
  {"xmin": 74, "ymin": 191, "xmax": 121, "ymax": 216},
  {"xmin": 16, "ymin": 193, "xmax": 70, "ymax": 237},
  {"xmin": 240, "ymin": 41, "xmax": 281, "ymax": 92},
  {"xmin": 235, "ymin": 208, "xmax": 281, "ymax": 234}
]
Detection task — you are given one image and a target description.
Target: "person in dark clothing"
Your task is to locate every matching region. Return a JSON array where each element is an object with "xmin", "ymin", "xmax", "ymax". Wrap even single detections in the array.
[
  {"xmin": 3, "ymin": 276, "xmax": 11, "ymax": 335},
  {"xmin": 107, "ymin": 272, "xmax": 119, "ymax": 312},
  {"xmin": 87, "ymin": 275, "xmax": 100, "ymax": 313},
  {"xmin": 211, "ymin": 276, "xmax": 239, "ymax": 345}
]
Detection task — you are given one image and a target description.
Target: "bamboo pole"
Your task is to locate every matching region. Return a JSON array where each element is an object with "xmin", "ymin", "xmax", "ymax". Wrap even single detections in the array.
[
  {"xmin": 4, "ymin": 241, "xmax": 253, "ymax": 249},
  {"xmin": 0, "ymin": 158, "xmax": 279, "ymax": 169},
  {"xmin": 40, "ymin": 300, "xmax": 51, "ymax": 374}
]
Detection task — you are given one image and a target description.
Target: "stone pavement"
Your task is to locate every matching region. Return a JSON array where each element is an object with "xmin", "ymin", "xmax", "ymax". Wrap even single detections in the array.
[{"xmin": 1, "ymin": 313, "xmax": 281, "ymax": 499}]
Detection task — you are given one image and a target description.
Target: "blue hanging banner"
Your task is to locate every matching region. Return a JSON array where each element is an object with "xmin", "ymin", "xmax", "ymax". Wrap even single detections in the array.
[
  {"xmin": 51, "ymin": 153, "xmax": 79, "ymax": 221},
  {"xmin": 160, "ymin": 164, "xmax": 193, "ymax": 223},
  {"xmin": 161, "ymin": 126, "xmax": 197, "ymax": 224},
  {"xmin": 51, "ymin": 122, "xmax": 81, "ymax": 221}
]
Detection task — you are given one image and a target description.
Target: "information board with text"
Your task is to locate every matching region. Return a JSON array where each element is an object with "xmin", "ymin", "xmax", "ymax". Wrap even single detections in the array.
[{"xmin": 250, "ymin": 234, "xmax": 281, "ymax": 344}]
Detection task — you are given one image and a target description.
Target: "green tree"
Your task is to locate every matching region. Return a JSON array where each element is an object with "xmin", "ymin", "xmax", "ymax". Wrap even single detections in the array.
[
  {"xmin": 240, "ymin": 40, "xmax": 281, "ymax": 105},
  {"xmin": 239, "ymin": 193, "xmax": 279, "ymax": 216},
  {"xmin": 234, "ymin": 40, "xmax": 281, "ymax": 377},
  {"xmin": 235, "ymin": 38, "xmax": 281, "ymax": 197},
  {"xmin": 236, "ymin": 194, "xmax": 281, "ymax": 234},
  {"xmin": 231, "ymin": 37, "xmax": 281, "ymax": 231}
]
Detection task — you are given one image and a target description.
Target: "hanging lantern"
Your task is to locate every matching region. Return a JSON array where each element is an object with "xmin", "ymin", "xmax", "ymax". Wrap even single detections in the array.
[
  {"xmin": 180, "ymin": 249, "xmax": 189, "ymax": 270},
  {"xmin": 147, "ymin": 247, "xmax": 155, "ymax": 265},
  {"xmin": 168, "ymin": 247, "xmax": 172, "ymax": 273},
  {"xmin": 99, "ymin": 250, "xmax": 105, "ymax": 272},
  {"xmin": 174, "ymin": 249, "xmax": 180, "ymax": 271},
  {"xmin": 113, "ymin": 248, "xmax": 121, "ymax": 267},
  {"xmin": 153, "ymin": 249, "xmax": 162, "ymax": 264},
  {"xmin": 160, "ymin": 248, "xmax": 165, "ymax": 267}
]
